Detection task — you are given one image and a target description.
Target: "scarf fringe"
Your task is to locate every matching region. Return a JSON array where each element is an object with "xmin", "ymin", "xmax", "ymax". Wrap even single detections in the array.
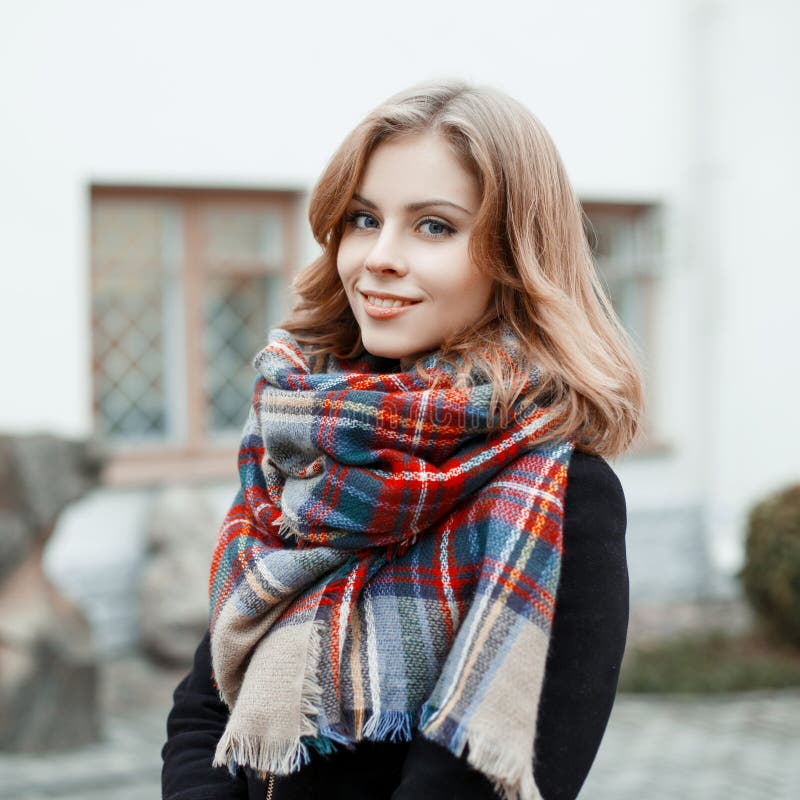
[
  {"xmin": 362, "ymin": 710, "xmax": 414, "ymax": 742},
  {"xmin": 272, "ymin": 512, "xmax": 297, "ymax": 540},
  {"xmin": 461, "ymin": 730, "xmax": 540, "ymax": 800},
  {"xmin": 419, "ymin": 707, "xmax": 540, "ymax": 800},
  {"xmin": 298, "ymin": 619, "xmax": 325, "ymax": 734},
  {"xmin": 213, "ymin": 731, "xmax": 313, "ymax": 777},
  {"xmin": 213, "ymin": 620, "xmax": 326, "ymax": 776},
  {"xmin": 213, "ymin": 712, "xmax": 417, "ymax": 777}
]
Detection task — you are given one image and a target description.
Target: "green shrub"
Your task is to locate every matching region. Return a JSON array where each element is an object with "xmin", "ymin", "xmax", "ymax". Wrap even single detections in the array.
[
  {"xmin": 619, "ymin": 632, "xmax": 800, "ymax": 693},
  {"xmin": 739, "ymin": 484, "xmax": 800, "ymax": 646}
]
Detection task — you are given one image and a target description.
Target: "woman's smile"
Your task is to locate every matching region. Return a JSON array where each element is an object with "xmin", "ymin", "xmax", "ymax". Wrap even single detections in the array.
[{"xmin": 359, "ymin": 289, "xmax": 423, "ymax": 318}]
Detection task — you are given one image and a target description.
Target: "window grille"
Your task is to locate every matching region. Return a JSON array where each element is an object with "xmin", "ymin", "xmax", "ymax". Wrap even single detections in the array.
[
  {"xmin": 90, "ymin": 188, "xmax": 299, "ymax": 479},
  {"xmin": 582, "ymin": 202, "xmax": 663, "ymax": 352}
]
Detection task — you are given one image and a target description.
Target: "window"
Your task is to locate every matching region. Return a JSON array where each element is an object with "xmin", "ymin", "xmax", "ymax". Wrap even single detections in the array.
[
  {"xmin": 90, "ymin": 187, "xmax": 301, "ymax": 484},
  {"xmin": 582, "ymin": 201, "xmax": 662, "ymax": 349},
  {"xmin": 582, "ymin": 201, "xmax": 664, "ymax": 449}
]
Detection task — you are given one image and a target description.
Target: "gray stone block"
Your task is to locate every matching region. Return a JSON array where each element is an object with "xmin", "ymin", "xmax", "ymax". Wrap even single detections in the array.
[
  {"xmin": 139, "ymin": 485, "xmax": 221, "ymax": 665},
  {"xmin": 0, "ymin": 433, "xmax": 103, "ymax": 752}
]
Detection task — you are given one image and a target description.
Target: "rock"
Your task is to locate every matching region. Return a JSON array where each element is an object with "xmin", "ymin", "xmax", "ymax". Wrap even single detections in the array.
[
  {"xmin": 0, "ymin": 433, "xmax": 103, "ymax": 753},
  {"xmin": 140, "ymin": 486, "xmax": 220, "ymax": 665},
  {"xmin": 0, "ymin": 544, "xmax": 99, "ymax": 751},
  {"xmin": 0, "ymin": 435, "xmax": 102, "ymax": 572}
]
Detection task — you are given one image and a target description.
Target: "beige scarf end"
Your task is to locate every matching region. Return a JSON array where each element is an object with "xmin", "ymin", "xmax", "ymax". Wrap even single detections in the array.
[{"xmin": 463, "ymin": 731, "xmax": 543, "ymax": 800}]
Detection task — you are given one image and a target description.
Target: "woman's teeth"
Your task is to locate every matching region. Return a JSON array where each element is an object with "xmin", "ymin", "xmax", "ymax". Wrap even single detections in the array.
[{"xmin": 367, "ymin": 295, "xmax": 415, "ymax": 308}]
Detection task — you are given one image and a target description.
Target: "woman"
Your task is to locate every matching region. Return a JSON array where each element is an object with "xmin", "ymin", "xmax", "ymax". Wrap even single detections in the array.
[{"xmin": 162, "ymin": 79, "xmax": 642, "ymax": 800}]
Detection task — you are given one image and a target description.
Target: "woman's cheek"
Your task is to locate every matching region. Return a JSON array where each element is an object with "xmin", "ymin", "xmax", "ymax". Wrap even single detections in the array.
[{"xmin": 336, "ymin": 238, "xmax": 360, "ymax": 285}]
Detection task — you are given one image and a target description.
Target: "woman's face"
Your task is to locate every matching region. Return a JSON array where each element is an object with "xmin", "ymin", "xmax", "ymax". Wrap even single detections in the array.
[{"xmin": 336, "ymin": 131, "xmax": 494, "ymax": 367}]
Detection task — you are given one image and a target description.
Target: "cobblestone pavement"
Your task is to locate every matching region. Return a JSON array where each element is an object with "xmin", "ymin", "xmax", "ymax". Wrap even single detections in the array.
[
  {"xmin": 1, "ymin": 658, "xmax": 798, "ymax": 799},
  {"xmin": 581, "ymin": 691, "xmax": 800, "ymax": 799}
]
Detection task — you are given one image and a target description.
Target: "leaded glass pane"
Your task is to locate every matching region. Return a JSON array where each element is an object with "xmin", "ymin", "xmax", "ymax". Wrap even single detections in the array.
[
  {"xmin": 91, "ymin": 201, "xmax": 183, "ymax": 441},
  {"xmin": 586, "ymin": 207, "xmax": 662, "ymax": 280},
  {"xmin": 584, "ymin": 203, "xmax": 661, "ymax": 350},
  {"xmin": 587, "ymin": 212, "xmax": 638, "ymax": 278},
  {"xmin": 206, "ymin": 207, "xmax": 284, "ymax": 266},
  {"xmin": 204, "ymin": 274, "xmax": 283, "ymax": 434},
  {"xmin": 92, "ymin": 204, "xmax": 165, "ymax": 269},
  {"xmin": 605, "ymin": 276, "xmax": 647, "ymax": 349}
]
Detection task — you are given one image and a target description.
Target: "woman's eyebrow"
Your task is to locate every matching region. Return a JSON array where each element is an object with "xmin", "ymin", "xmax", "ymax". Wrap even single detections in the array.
[{"xmin": 351, "ymin": 193, "xmax": 473, "ymax": 216}]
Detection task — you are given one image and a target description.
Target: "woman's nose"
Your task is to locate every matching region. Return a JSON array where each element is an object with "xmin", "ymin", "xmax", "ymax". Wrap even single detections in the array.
[{"xmin": 364, "ymin": 228, "xmax": 408, "ymax": 276}]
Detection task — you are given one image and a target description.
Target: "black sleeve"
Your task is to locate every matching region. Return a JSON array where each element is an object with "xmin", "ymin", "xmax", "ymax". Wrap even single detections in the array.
[
  {"xmin": 391, "ymin": 450, "xmax": 629, "ymax": 800},
  {"xmin": 533, "ymin": 450, "xmax": 629, "ymax": 799},
  {"xmin": 161, "ymin": 630, "xmax": 249, "ymax": 800}
]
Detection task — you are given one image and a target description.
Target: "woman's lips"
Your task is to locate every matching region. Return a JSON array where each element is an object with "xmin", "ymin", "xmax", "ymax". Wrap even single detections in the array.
[{"xmin": 361, "ymin": 293, "xmax": 421, "ymax": 319}]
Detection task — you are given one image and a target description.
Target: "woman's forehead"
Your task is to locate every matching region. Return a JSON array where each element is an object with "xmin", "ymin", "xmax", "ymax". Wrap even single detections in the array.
[{"xmin": 356, "ymin": 132, "xmax": 480, "ymax": 212}]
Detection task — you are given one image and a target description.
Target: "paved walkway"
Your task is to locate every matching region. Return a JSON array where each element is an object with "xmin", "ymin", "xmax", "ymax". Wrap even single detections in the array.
[
  {"xmin": 582, "ymin": 690, "xmax": 800, "ymax": 799},
  {"xmin": 1, "ymin": 657, "xmax": 798, "ymax": 799}
]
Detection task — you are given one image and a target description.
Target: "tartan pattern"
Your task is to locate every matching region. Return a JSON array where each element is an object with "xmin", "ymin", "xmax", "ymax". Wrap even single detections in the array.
[{"xmin": 209, "ymin": 329, "xmax": 573, "ymax": 800}]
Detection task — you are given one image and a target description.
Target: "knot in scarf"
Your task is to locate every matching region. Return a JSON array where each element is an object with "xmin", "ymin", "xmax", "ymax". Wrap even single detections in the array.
[{"xmin": 252, "ymin": 328, "xmax": 544, "ymax": 549}]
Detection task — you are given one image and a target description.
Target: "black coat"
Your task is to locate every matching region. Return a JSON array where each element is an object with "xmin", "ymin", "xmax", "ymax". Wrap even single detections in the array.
[{"xmin": 162, "ymin": 450, "xmax": 628, "ymax": 800}]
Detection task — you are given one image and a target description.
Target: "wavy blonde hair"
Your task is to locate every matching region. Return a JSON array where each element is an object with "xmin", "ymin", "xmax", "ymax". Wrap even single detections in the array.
[{"xmin": 280, "ymin": 79, "xmax": 644, "ymax": 458}]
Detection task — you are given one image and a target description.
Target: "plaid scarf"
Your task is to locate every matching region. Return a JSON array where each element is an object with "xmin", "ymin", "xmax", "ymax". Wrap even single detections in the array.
[{"xmin": 209, "ymin": 328, "xmax": 573, "ymax": 800}]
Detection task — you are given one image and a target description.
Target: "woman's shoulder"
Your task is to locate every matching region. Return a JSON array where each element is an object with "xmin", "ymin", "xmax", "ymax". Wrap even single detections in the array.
[{"xmin": 564, "ymin": 449, "xmax": 627, "ymax": 531}]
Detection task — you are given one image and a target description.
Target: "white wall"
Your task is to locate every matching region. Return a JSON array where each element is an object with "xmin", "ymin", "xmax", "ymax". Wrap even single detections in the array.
[
  {"xmin": 3, "ymin": 0, "xmax": 798, "ymax": 608},
  {"xmin": 0, "ymin": 0, "xmax": 692, "ymax": 428},
  {"xmin": 699, "ymin": 0, "xmax": 800, "ymax": 576}
]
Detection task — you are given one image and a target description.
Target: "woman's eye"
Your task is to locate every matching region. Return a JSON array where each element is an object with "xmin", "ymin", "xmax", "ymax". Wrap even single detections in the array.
[
  {"xmin": 344, "ymin": 212, "xmax": 454, "ymax": 238},
  {"xmin": 345, "ymin": 212, "xmax": 379, "ymax": 230},
  {"xmin": 418, "ymin": 218, "xmax": 455, "ymax": 238}
]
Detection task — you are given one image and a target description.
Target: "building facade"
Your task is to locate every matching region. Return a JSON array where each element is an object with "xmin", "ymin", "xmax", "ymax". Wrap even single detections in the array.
[{"xmin": 1, "ymin": 0, "xmax": 798, "ymax": 652}]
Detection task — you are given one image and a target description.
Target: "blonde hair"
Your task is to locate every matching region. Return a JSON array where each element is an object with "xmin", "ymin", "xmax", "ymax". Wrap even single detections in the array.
[{"xmin": 280, "ymin": 79, "xmax": 644, "ymax": 458}]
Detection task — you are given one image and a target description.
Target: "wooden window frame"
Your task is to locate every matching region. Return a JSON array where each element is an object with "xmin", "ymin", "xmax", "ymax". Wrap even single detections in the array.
[{"xmin": 90, "ymin": 185, "xmax": 302, "ymax": 486}]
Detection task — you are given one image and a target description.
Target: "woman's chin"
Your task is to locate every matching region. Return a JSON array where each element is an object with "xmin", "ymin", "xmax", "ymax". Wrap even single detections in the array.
[{"xmin": 361, "ymin": 336, "xmax": 425, "ymax": 364}]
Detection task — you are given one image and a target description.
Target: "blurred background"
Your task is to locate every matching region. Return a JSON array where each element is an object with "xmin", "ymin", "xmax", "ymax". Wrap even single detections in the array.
[{"xmin": 1, "ymin": 1, "xmax": 799, "ymax": 798}]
